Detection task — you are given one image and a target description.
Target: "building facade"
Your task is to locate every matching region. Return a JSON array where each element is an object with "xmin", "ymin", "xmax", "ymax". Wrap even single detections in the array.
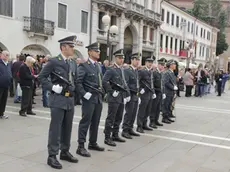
[
  {"xmin": 159, "ymin": 1, "xmax": 219, "ymax": 67},
  {"xmin": 0, "ymin": 0, "xmax": 91, "ymax": 59},
  {"xmin": 91, "ymin": 0, "xmax": 162, "ymax": 64}
]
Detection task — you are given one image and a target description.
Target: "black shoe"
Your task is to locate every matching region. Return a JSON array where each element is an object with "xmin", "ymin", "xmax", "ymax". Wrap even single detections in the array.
[
  {"xmin": 155, "ymin": 122, "xmax": 163, "ymax": 127},
  {"xmin": 149, "ymin": 123, "xmax": 158, "ymax": 129},
  {"xmin": 143, "ymin": 125, "xmax": 153, "ymax": 131},
  {"xmin": 162, "ymin": 118, "xmax": 171, "ymax": 124},
  {"xmin": 27, "ymin": 111, "xmax": 36, "ymax": 115},
  {"xmin": 122, "ymin": 131, "xmax": 133, "ymax": 139},
  {"xmin": 168, "ymin": 118, "xmax": 175, "ymax": 123},
  {"xmin": 136, "ymin": 127, "xmax": 145, "ymax": 133},
  {"xmin": 76, "ymin": 146, "xmax": 91, "ymax": 157},
  {"xmin": 88, "ymin": 143, "xmax": 105, "ymax": 152},
  {"xmin": 112, "ymin": 135, "xmax": 126, "ymax": 143},
  {"xmin": 47, "ymin": 156, "xmax": 62, "ymax": 169},
  {"xmin": 129, "ymin": 129, "xmax": 140, "ymax": 137},
  {"xmin": 169, "ymin": 115, "xmax": 176, "ymax": 118},
  {"xmin": 19, "ymin": 112, "xmax": 27, "ymax": 117},
  {"xmin": 60, "ymin": 151, "xmax": 78, "ymax": 163},
  {"xmin": 104, "ymin": 138, "xmax": 116, "ymax": 147}
]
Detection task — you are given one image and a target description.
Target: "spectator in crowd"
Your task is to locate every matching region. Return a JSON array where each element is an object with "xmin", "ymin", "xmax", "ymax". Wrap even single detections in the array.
[
  {"xmin": 76, "ymin": 57, "xmax": 82, "ymax": 66},
  {"xmin": 12, "ymin": 54, "xmax": 25, "ymax": 103},
  {"xmin": 19, "ymin": 56, "xmax": 37, "ymax": 117},
  {"xmin": 183, "ymin": 68, "xmax": 194, "ymax": 97},
  {"xmin": 0, "ymin": 51, "xmax": 12, "ymax": 119},
  {"xmin": 215, "ymin": 70, "xmax": 223, "ymax": 96},
  {"xmin": 41, "ymin": 55, "xmax": 51, "ymax": 107},
  {"xmin": 101, "ymin": 60, "xmax": 109, "ymax": 75},
  {"xmin": 221, "ymin": 71, "xmax": 229, "ymax": 93},
  {"xmin": 195, "ymin": 64, "xmax": 205, "ymax": 97}
]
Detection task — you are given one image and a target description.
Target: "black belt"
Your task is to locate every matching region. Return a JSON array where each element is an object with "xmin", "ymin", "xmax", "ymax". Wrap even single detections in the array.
[{"xmin": 51, "ymin": 91, "xmax": 74, "ymax": 97}]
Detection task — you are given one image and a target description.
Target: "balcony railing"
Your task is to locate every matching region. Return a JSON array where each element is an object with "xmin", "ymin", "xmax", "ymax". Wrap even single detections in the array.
[
  {"xmin": 96, "ymin": 0, "xmax": 125, "ymax": 8},
  {"xmin": 126, "ymin": 2, "xmax": 145, "ymax": 16},
  {"xmin": 23, "ymin": 16, "xmax": 55, "ymax": 36},
  {"xmin": 144, "ymin": 9, "xmax": 155, "ymax": 20}
]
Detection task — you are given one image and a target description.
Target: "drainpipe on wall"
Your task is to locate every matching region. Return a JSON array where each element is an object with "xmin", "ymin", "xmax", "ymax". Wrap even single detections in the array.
[{"xmin": 89, "ymin": 0, "xmax": 93, "ymax": 44}]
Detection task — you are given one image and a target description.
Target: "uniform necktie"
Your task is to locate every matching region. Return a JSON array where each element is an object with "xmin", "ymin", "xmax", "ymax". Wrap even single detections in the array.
[
  {"xmin": 121, "ymin": 67, "xmax": 128, "ymax": 88},
  {"xmin": 95, "ymin": 62, "xmax": 102, "ymax": 89},
  {"xmin": 65, "ymin": 59, "xmax": 73, "ymax": 84},
  {"xmin": 136, "ymin": 69, "xmax": 140, "ymax": 90},
  {"xmin": 150, "ymin": 70, "xmax": 154, "ymax": 89}
]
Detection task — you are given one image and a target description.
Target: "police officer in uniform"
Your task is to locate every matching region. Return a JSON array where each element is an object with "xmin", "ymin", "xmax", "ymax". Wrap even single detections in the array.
[
  {"xmin": 136, "ymin": 58, "xmax": 156, "ymax": 133},
  {"xmin": 103, "ymin": 49, "xmax": 130, "ymax": 147},
  {"xmin": 76, "ymin": 42, "xmax": 105, "ymax": 157},
  {"xmin": 149, "ymin": 58, "xmax": 167, "ymax": 128},
  {"xmin": 162, "ymin": 59, "xmax": 177, "ymax": 124},
  {"xmin": 122, "ymin": 53, "xmax": 141, "ymax": 139},
  {"xmin": 38, "ymin": 35, "xmax": 78, "ymax": 169}
]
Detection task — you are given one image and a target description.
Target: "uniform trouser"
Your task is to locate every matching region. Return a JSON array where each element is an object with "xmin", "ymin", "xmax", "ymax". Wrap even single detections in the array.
[
  {"xmin": 20, "ymin": 87, "xmax": 32, "ymax": 114},
  {"xmin": 137, "ymin": 99, "xmax": 152, "ymax": 127},
  {"xmin": 162, "ymin": 95, "xmax": 174, "ymax": 119},
  {"xmin": 48, "ymin": 107, "xmax": 74, "ymax": 156},
  {"xmin": 122, "ymin": 100, "xmax": 138, "ymax": 132},
  {"xmin": 0, "ymin": 88, "xmax": 8, "ymax": 116},
  {"xmin": 217, "ymin": 82, "xmax": 222, "ymax": 96},
  {"xmin": 150, "ymin": 92, "xmax": 162, "ymax": 124},
  {"xmin": 78, "ymin": 100, "xmax": 102, "ymax": 144},
  {"xmin": 104, "ymin": 102, "xmax": 124, "ymax": 138}
]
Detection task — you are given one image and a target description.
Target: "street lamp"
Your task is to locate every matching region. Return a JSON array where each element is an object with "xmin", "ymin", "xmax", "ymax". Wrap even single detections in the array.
[{"xmin": 102, "ymin": 14, "xmax": 118, "ymax": 62}]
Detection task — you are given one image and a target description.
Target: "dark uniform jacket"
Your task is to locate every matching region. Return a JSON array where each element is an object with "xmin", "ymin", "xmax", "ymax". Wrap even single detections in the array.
[
  {"xmin": 38, "ymin": 54, "xmax": 77, "ymax": 110},
  {"xmin": 153, "ymin": 69, "xmax": 162, "ymax": 93},
  {"xmin": 162, "ymin": 69, "xmax": 177, "ymax": 96},
  {"xmin": 77, "ymin": 59, "xmax": 103, "ymax": 104},
  {"xmin": 139, "ymin": 67, "xmax": 155, "ymax": 100},
  {"xmin": 124, "ymin": 66, "xmax": 139, "ymax": 102},
  {"xmin": 102, "ymin": 64, "xmax": 128, "ymax": 103},
  {"xmin": 0, "ymin": 59, "xmax": 12, "ymax": 88}
]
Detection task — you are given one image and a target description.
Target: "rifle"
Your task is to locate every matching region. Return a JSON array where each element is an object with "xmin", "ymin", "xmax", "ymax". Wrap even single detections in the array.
[
  {"xmin": 83, "ymin": 83, "xmax": 104, "ymax": 95},
  {"xmin": 141, "ymin": 80, "xmax": 155, "ymax": 93},
  {"xmin": 110, "ymin": 81, "xmax": 128, "ymax": 93},
  {"xmin": 52, "ymin": 72, "xmax": 72, "ymax": 86}
]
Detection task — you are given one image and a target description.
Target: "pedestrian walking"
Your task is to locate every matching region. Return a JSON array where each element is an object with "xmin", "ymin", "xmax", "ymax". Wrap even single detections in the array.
[{"xmin": 38, "ymin": 35, "xmax": 79, "ymax": 169}]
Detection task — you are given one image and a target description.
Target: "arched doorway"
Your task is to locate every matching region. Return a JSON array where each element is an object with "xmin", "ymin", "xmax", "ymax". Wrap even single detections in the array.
[
  {"xmin": 74, "ymin": 49, "xmax": 84, "ymax": 59},
  {"xmin": 21, "ymin": 44, "xmax": 51, "ymax": 59},
  {"xmin": 123, "ymin": 25, "xmax": 138, "ymax": 64}
]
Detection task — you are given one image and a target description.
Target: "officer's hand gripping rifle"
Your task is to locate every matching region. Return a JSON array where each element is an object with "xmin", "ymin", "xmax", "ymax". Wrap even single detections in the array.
[{"xmin": 141, "ymin": 80, "xmax": 155, "ymax": 93}]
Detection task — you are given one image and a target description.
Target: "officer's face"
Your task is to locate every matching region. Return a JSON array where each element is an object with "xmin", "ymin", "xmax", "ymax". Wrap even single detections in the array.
[
  {"xmin": 62, "ymin": 44, "xmax": 74, "ymax": 57},
  {"xmin": 131, "ymin": 58, "xmax": 140, "ymax": 68},
  {"xmin": 115, "ymin": 56, "xmax": 124, "ymax": 66},
  {"xmin": 89, "ymin": 50, "xmax": 100, "ymax": 60},
  {"xmin": 146, "ymin": 62, "xmax": 153, "ymax": 69},
  {"xmin": 171, "ymin": 64, "xmax": 176, "ymax": 70}
]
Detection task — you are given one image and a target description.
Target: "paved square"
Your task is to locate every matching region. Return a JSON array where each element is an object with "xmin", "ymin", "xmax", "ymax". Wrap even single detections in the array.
[{"xmin": 1, "ymin": 91, "xmax": 230, "ymax": 172}]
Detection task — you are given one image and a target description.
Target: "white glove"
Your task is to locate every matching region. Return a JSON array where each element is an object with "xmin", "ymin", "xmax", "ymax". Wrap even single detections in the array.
[
  {"xmin": 83, "ymin": 92, "xmax": 92, "ymax": 100},
  {"xmin": 174, "ymin": 85, "xmax": 178, "ymax": 91},
  {"xmin": 112, "ymin": 91, "xmax": 119, "ymax": 97},
  {"xmin": 138, "ymin": 98, "xmax": 141, "ymax": 105},
  {"xmin": 219, "ymin": 78, "xmax": 222, "ymax": 81},
  {"xmin": 124, "ymin": 98, "xmax": 127, "ymax": 105},
  {"xmin": 126, "ymin": 96, "xmax": 131, "ymax": 102},
  {"xmin": 52, "ymin": 84, "xmax": 63, "ymax": 94},
  {"xmin": 162, "ymin": 94, "xmax": 166, "ymax": 100},
  {"xmin": 152, "ymin": 94, "xmax": 156, "ymax": 99},
  {"xmin": 140, "ymin": 88, "xmax": 145, "ymax": 94}
]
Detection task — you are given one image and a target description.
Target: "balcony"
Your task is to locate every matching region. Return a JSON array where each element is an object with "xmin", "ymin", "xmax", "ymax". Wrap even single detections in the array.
[
  {"xmin": 23, "ymin": 17, "xmax": 55, "ymax": 39},
  {"xmin": 97, "ymin": 29, "xmax": 118, "ymax": 44},
  {"xmin": 96, "ymin": 0, "xmax": 125, "ymax": 14},
  {"xmin": 144, "ymin": 9, "xmax": 155, "ymax": 24},
  {"xmin": 142, "ymin": 40, "xmax": 155, "ymax": 51},
  {"xmin": 154, "ymin": 13, "xmax": 162, "ymax": 26},
  {"xmin": 125, "ymin": 2, "xmax": 145, "ymax": 20}
]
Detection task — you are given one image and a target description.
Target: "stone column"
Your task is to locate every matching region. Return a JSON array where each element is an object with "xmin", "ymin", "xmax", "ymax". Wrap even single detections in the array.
[
  {"xmin": 167, "ymin": 35, "xmax": 171, "ymax": 54},
  {"xmin": 155, "ymin": 27, "xmax": 160, "ymax": 60},
  {"xmin": 118, "ymin": 13, "xmax": 125, "ymax": 50},
  {"xmin": 162, "ymin": 34, "xmax": 166, "ymax": 53},
  {"xmin": 137, "ymin": 20, "xmax": 143, "ymax": 62},
  {"xmin": 177, "ymin": 38, "xmax": 180, "ymax": 56},
  {"xmin": 91, "ymin": 3, "xmax": 99, "ymax": 43},
  {"xmin": 172, "ymin": 37, "xmax": 175, "ymax": 55}
]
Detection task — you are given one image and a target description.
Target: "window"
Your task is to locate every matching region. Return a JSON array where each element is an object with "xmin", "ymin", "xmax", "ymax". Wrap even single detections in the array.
[
  {"xmin": 180, "ymin": 40, "xmax": 183, "ymax": 49},
  {"xmin": 196, "ymin": 26, "xmax": 198, "ymax": 35},
  {"xmin": 161, "ymin": 8, "xmax": 165, "ymax": 21},
  {"xmin": 81, "ymin": 11, "xmax": 88, "ymax": 33},
  {"xmin": 206, "ymin": 47, "xmax": 209, "ymax": 58},
  {"xmin": 166, "ymin": 36, "xmax": 168, "ymax": 49},
  {"xmin": 144, "ymin": 0, "xmax": 148, "ymax": 8},
  {"xmin": 167, "ymin": 11, "xmax": 170, "ymax": 24},
  {"xmin": 170, "ymin": 37, "xmax": 173, "ymax": 50},
  {"xmin": 58, "ymin": 3, "xmax": 67, "ymax": 29},
  {"xmin": 150, "ymin": 28, "xmax": 154, "ymax": 42},
  {"xmin": 175, "ymin": 39, "xmax": 178, "ymax": 51},
  {"xmin": 199, "ymin": 45, "xmax": 202, "ymax": 56},
  {"xmin": 200, "ymin": 28, "xmax": 203, "ymax": 37},
  {"xmin": 207, "ymin": 31, "xmax": 211, "ymax": 40},
  {"xmin": 203, "ymin": 29, "xmax": 206, "ymax": 38},
  {"xmin": 98, "ymin": 12, "xmax": 105, "ymax": 30},
  {"xmin": 110, "ymin": 15, "xmax": 117, "ymax": 26},
  {"xmin": 176, "ymin": 16, "xmax": 179, "ymax": 27},
  {"xmin": 0, "ymin": 0, "xmax": 13, "ymax": 17},
  {"xmin": 171, "ymin": 13, "xmax": 174, "ymax": 26},
  {"xmin": 202, "ymin": 46, "xmax": 205, "ymax": 57},
  {"xmin": 143, "ymin": 26, "xmax": 147, "ymax": 41},
  {"xmin": 160, "ymin": 34, "xmax": 163, "ymax": 48},
  {"xmin": 191, "ymin": 23, "xmax": 194, "ymax": 34},
  {"xmin": 188, "ymin": 22, "xmax": 190, "ymax": 32}
]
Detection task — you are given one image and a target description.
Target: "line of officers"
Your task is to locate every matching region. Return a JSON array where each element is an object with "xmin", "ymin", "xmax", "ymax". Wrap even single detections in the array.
[{"xmin": 38, "ymin": 35, "xmax": 179, "ymax": 170}]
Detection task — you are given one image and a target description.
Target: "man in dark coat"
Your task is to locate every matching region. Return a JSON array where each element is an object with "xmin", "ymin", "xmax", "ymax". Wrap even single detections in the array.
[
  {"xmin": 76, "ymin": 42, "xmax": 105, "ymax": 157},
  {"xmin": 38, "ymin": 36, "xmax": 78, "ymax": 169},
  {"xmin": 0, "ymin": 51, "xmax": 12, "ymax": 119}
]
